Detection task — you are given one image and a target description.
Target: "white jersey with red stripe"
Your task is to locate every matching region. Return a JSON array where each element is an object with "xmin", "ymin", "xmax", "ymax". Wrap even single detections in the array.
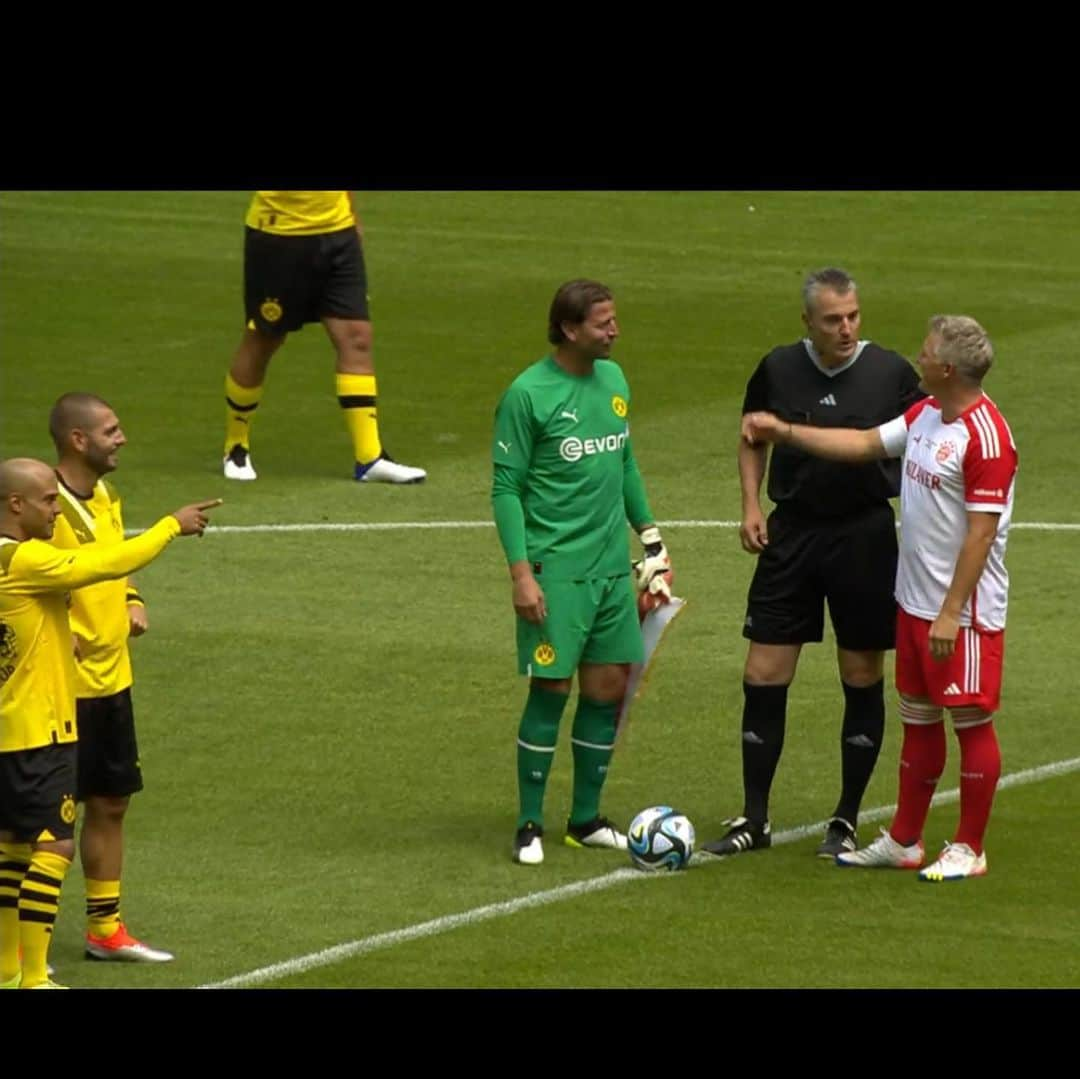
[{"xmin": 877, "ymin": 394, "xmax": 1018, "ymax": 630}]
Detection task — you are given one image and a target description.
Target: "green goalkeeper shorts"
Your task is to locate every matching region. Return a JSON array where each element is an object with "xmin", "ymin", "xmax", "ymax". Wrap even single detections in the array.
[{"xmin": 516, "ymin": 573, "xmax": 643, "ymax": 678}]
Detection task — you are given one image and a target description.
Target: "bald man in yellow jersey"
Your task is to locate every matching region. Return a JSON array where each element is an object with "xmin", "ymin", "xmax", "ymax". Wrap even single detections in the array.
[
  {"xmin": 48, "ymin": 394, "xmax": 175, "ymax": 964},
  {"xmin": 0, "ymin": 457, "xmax": 218, "ymax": 988},
  {"xmin": 222, "ymin": 190, "xmax": 426, "ymax": 484}
]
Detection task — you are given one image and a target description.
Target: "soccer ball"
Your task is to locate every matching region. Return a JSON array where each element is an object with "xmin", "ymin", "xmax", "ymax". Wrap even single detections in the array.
[{"xmin": 627, "ymin": 805, "xmax": 695, "ymax": 872}]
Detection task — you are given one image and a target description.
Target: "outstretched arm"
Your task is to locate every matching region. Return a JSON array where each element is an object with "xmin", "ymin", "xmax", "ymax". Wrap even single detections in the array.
[
  {"xmin": 742, "ymin": 411, "xmax": 887, "ymax": 462},
  {"xmin": 4, "ymin": 500, "xmax": 221, "ymax": 594}
]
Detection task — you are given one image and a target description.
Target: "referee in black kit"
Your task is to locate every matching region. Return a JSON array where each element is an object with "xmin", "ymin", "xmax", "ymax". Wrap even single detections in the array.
[{"xmin": 702, "ymin": 268, "xmax": 923, "ymax": 860}]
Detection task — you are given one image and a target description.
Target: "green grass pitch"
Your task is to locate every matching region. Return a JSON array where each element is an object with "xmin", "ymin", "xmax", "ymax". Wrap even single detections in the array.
[{"xmin": 1, "ymin": 190, "xmax": 1078, "ymax": 988}]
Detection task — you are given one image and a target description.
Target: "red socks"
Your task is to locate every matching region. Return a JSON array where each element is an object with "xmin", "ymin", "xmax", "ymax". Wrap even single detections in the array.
[
  {"xmin": 954, "ymin": 722, "xmax": 1001, "ymax": 854},
  {"xmin": 890, "ymin": 722, "xmax": 946, "ymax": 846}
]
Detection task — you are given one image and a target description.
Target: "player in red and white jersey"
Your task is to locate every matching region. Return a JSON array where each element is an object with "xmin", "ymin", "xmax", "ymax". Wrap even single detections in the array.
[
  {"xmin": 741, "ymin": 315, "xmax": 1018, "ymax": 882},
  {"xmin": 881, "ymin": 392, "xmax": 1016, "ymax": 633}
]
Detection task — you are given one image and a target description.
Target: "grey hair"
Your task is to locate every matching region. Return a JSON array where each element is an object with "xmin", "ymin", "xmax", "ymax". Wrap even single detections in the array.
[
  {"xmin": 802, "ymin": 267, "xmax": 857, "ymax": 313},
  {"xmin": 928, "ymin": 315, "xmax": 994, "ymax": 384}
]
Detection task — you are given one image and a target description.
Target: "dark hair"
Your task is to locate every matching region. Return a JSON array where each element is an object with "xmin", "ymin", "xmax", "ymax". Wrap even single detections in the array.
[
  {"xmin": 547, "ymin": 279, "xmax": 613, "ymax": 345},
  {"xmin": 48, "ymin": 392, "xmax": 112, "ymax": 453}
]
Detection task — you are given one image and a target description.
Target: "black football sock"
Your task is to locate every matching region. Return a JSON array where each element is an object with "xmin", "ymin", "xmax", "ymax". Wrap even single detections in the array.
[
  {"xmin": 740, "ymin": 682, "xmax": 788, "ymax": 822},
  {"xmin": 833, "ymin": 678, "xmax": 886, "ymax": 826}
]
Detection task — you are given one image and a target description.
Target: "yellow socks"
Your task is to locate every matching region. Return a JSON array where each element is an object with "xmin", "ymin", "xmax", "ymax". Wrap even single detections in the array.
[
  {"xmin": 224, "ymin": 373, "xmax": 263, "ymax": 454},
  {"xmin": 336, "ymin": 373, "xmax": 382, "ymax": 464},
  {"xmin": 0, "ymin": 841, "xmax": 31, "ymax": 982},
  {"xmin": 86, "ymin": 877, "xmax": 122, "ymax": 940},
  {"xmin": 19, "ymin": 849, "xmax": 70, "ymax": 989}
]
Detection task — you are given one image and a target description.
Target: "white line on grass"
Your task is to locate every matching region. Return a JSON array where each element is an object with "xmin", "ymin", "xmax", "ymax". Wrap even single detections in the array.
[
  {"xmin": 142, "ymin": 519, "xmax": 1080, "ymax": 536},
  {"xmin": 197, "ymin": 755, "xmax": 1080, "ymax": 989}
]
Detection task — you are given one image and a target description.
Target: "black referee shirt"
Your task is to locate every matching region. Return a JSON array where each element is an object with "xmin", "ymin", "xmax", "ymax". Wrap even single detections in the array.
[{"xmin": 743, "ymin": 340, "xmax": 924, "ymax": 520}]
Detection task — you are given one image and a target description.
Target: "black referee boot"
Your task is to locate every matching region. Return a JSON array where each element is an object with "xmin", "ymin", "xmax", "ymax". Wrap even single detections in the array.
[{"xmin": 700, "ymin": 816, "xmax": 772, "ymax": 857}]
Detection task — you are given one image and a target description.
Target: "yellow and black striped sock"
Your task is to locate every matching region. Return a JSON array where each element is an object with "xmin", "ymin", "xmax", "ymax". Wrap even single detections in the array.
[
  {"xmin": 0, "ymin": 841, "xmax": 31, "ymax": 983},
  {"xmin": 336, "ymin": 373, "xmax": 382, "ymax": 464},
  {"xmin": 19, "ymin": 849, "xmax": 70, "ymax": 988},
  {"xmin": 224, "ymin": 373, "xmax": 263, "ymax": 455},
  {"xmin": 85, "ymin": 878, "xmax": 121, "ymax": 940}
]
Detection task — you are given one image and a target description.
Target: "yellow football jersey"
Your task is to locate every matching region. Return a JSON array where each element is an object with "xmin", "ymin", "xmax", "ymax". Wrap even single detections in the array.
[
  {"xmin": 0, "ymin": 517, "xmax": 180, "ymax": 752},
  {"xmin": 245, "ymin": 191, "xmax": 356, "ymax": 235},
  {"xmin": 51, "ymin": 478, "xmax": 133, "ymax": 698}
]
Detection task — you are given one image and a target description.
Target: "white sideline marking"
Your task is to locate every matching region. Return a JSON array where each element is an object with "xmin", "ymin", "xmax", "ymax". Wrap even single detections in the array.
[
  {"xmin": 198, "ymin": 755, "xmax": 1080, "ymax": 989},
  {"xmin": 135, "ymin": 518, "xmax": 1080, "ymax": 536}
]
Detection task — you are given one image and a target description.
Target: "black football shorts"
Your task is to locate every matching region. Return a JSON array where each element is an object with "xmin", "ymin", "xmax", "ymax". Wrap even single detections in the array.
[
  {"xmin": 243, "ymin": 225, "xmax": 369, "ymax": 335},
  {"xmin": 0, "ymin": 743, "xmax": 78, "ymax": 842},
  {"xmin": 75, "ymin": 688, "xmax": 144, "ymax": 800},
  {"xmin": 743, "ymin": 503, "xmax": 898, "ymax": 651}
]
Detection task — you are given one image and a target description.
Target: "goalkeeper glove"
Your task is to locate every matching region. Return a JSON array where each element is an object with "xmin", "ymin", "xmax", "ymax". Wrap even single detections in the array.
[{"xmin": 633, "ymin": 526, "xmax": 672, "ymax": 606}]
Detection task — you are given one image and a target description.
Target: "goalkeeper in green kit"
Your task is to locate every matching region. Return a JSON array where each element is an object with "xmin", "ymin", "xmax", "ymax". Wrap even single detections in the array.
[{"xmin": 492, "ymin": 279, "xmax": 672, "ymax": 865}]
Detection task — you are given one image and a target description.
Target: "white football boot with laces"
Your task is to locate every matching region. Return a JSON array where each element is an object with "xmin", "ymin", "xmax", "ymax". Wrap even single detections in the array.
[
  {"xmin": 835, "ymin": 828, "xmax": 924, "ymax": 869},
  {"xmin": 513, "ymin": 822, "xmax": 544, "ymax": 865},
  {"xmin": 564, "ymin": 816, "xmax": 628, "ymax": 850},
  {"xmin": 918, "ymin": 841, "xmax": 987, "ymax": 882},
  {"xmin": 354, "ymin": 453, "xmax": 426, "ymax": 484},
  {"xmin": 223, "ymin": 445, "xmax": 257, "ymax": 481}
]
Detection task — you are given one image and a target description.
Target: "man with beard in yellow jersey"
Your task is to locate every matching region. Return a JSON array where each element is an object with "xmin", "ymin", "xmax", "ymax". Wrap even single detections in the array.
[
  {"xmin": 48, "ymin": 394, "xmax": 173, "ymax": 963},
  {"xmin": 0, "ymin": 457, "xmax": 218, "ymax": 988},
  {"xmin": 222, "ymin": 190, "xmax": 426, "ymax": 484}
]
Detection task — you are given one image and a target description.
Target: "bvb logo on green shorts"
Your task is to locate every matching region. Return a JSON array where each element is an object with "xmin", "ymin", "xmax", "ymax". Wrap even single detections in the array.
[
  {"xmin": 260, "ymin": 297, "xmax": 283, "ymax": 323},
  {"xmin": 612, "ymin": 395, "xmax": 628, "ymax": 418},
  {"xmin": 60, "ymin": 795, "xmax": 76, "ymax": 825},
  {"xmin": 533, "ymin": 642, "xmax": 556, "ymax": 667}
]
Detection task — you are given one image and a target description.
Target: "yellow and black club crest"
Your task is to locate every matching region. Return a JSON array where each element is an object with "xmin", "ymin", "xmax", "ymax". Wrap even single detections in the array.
[
  {"xmin": 260, "ymin": 297, "xmax": 283, "ymax": 323},
  {"xmin": 612, "ymin": 395, "xmax": 628, "ymax": 418},
  {"xmin": 533, "ymin": 642, "xmax": 556, "ymax": 667},
  {"xmin": 60, "ymin": 795, "xmax": 77, "ymax": 825}
]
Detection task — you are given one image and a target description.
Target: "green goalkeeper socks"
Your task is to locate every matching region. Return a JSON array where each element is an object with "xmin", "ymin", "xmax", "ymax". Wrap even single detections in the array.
[
  {"xmin": 516, "ymin": 683, "xmax": 568, "ymax": 829},
  {"xmin": 569, "ymin": 696, "xmax": 619, "ymax": 826}
]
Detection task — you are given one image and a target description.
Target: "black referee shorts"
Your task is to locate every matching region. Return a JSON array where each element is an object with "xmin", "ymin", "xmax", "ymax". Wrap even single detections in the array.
[
  {"xmin": 75, "ymin": 688, "xmax": 144, "ymax": 801},
  {"xmin": 243, "ymin": 225, "xmax": 370, "ymax": 335},
  {"xmin": 742, "ymin": 503, "xmax": 898, "ymax": 651}
]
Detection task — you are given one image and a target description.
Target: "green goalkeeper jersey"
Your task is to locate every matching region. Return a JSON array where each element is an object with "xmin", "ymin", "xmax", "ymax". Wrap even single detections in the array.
[{"xmin": 492, "ymin": 355, "xmax": 654, "ymax": 582}]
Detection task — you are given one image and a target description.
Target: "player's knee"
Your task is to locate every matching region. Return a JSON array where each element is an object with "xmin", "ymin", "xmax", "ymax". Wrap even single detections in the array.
[
  {"xmin": 243, "ymin": 326, "xmax": 285, "ymax": 358},
  {"xmin": 531, "ymin": 675, "xmax": 572, "ymax": 696},
  {"xmin": 578, "ymin": 664, "xmax": 628, "ymax": 703},
  {"xmin": 743, "ymin": 659, "xmax": 794, "ymax": 686},
  {"xmin": 331, "ymin": 319, "xmax": 373, "ymax": 357},
  {"xmin": 743, "ymin": 642, "xmax": 799, "ymax": 685},
  {"xmin": 37, "ymin": 838, "xmax": 75, "ymax": 861},
  {"xmin": 837, "ymin": 649, "xmax": 885, "ymax": 686}
]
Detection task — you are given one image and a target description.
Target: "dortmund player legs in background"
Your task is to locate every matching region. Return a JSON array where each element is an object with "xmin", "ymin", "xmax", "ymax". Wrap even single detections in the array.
[
  {"xmin": 0, "ymin": 458, "xmax": 218, "ymax": 988},
  {"xmin": 222, "ymin": 191, "xmax": 426, "ymax": 484},
  {"xmin": 492, "ymin": 280, "xmax": 673, "ymax": 865},
  {"xmin": 49, "ymin": 393, "xmax": 173, "ymax": 962}
]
